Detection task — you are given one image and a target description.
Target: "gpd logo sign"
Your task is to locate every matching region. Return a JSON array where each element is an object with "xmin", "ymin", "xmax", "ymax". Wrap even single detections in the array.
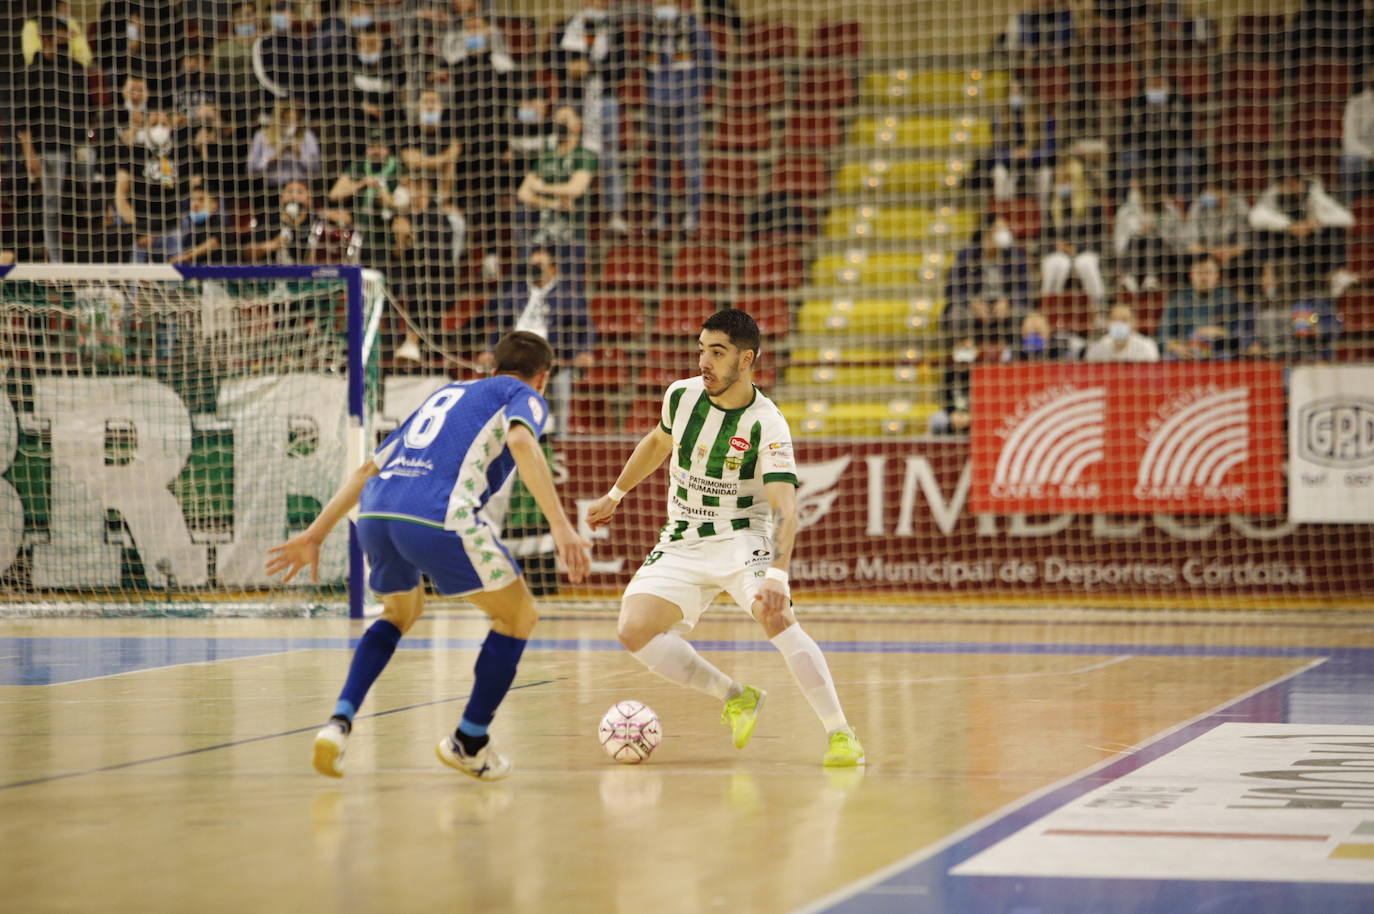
[{"xmin": 1297, "ymin": 397, "xmax": 1374, "ymax": 468}]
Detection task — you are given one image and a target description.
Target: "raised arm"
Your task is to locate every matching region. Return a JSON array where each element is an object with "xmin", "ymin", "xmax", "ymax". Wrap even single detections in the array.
[
  {"xmin": 507, "ymin": 423, "xmax": 590, "ymax": 582},
  {"xmin": 585, "ymin": 425, "xmax": 674, "ymax": 529}
]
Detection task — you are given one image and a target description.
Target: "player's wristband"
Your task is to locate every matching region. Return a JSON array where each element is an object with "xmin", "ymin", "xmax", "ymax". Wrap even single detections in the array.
[
  {"xmin": 607, "ymin": 485, "xmax": 627, "ymax": 503},
  {"xmin": 765, "ymin": 567, "xmax": 789, "ymax": 585}
]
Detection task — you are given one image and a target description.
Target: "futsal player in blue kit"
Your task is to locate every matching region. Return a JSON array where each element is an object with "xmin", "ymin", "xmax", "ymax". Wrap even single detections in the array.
[{"xmin": 266, "ymin": 331, "xmax": 590, "ymax": 780}]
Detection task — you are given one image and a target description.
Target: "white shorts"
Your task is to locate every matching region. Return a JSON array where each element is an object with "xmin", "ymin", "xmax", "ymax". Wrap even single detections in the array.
[{"xmin": 622, "ymin": 533, "xmax": 776, "ymax": 632}]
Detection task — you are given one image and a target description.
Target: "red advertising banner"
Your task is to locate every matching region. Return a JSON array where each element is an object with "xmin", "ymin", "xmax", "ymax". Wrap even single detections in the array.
[
  {"xmin": 558, "ymin": 438, "xmax": 1374, "ymax": 602},
  {"xmin": 969, "ymin": 363, "xmax": 1286, "ymax": 515}
]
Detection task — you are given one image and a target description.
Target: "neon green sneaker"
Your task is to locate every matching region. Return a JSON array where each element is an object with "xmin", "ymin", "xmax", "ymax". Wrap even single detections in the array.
[
  {"xmin": 721, "ymin": 685, "xmax": 766, "ymax": 749},
  {"xmin": 823, "ymin": 728, "xmax": 865, "ymax": 767}
]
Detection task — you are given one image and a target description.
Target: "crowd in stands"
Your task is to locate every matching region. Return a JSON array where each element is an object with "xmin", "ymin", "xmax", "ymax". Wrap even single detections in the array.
[{"xmin": 3, "ymin": 1, "xmax": 1371, "ymax": 439}]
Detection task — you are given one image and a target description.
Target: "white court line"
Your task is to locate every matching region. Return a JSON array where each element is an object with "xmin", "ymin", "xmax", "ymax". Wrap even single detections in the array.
[
  {"xmin": 792, "ymin": 656, "xmax": 1328, "ymax": 914},
  {"xmin": 36, "ymin": 648, "xmax": 307, "ymax": 687},
  {"xmin": 874, "ymin": 654, "xmax": 1132, "ymax": 686}
]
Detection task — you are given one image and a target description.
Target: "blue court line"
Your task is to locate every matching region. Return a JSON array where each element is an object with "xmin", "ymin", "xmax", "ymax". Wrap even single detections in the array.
[
  {"xmin": 0, "ymin": 678, "xmax": 555, "ymax": 793},
  {"xmin": 6, "ymin": 636, "xmax": 1374, "ymax": 686},
  {"xmin": 815, "ymin": 657, "xmax": 1374, "ymax": 914}
]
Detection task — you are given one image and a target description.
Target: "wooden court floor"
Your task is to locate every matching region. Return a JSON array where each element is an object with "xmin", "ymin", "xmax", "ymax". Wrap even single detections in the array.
[{"xmin": 2, "ymin": 605, "xmax": 1373, "ymax": 913}]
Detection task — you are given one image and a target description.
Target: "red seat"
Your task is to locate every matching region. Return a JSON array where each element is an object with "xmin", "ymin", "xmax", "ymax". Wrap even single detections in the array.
[
  {"xmin": 741, "ymin": 19, "xmax": 799, "ymax": 61},
  {"xmin": 574, "ymin": 348, "xmax": 633, "ymax": 392},
  {"xmin": 600, "ymin": 245, "xmax": 662, "ymax": 290},
  {"xmin": 654, "ymin": 296, "xmax": 718, "ymax": 335},
  {"xmin": 494, "ymin": 16, "xmax": 538, "ymax": 59},
  {"xmin": 1213, "ymin": 105, "xmax": 1275, "ymax": 179},
  {"xmin": 735, "ymin": 295, "xmax": 792, "ymax": 336},
  {"xmin": 618, "ymin": 68, "xmax": 645, "ymax": 108},
  {"xmin": 703, "ymin": 156, "xmax": 761, "ymax": 198},
  {"xmin": 1347, "ymin": 242, "xmax": 1374, "ymax": 277},
  {"xmin": 627, "ymin": 396, "xmax": 665, "ymax": 432},
  {"xmin": 740, "ymin": 245, "xmax": 803, "ymax": 290},
  {"xmin": 810, "ymin": 19, "xmax": 862, "ymax": 58},
  {"xmin": 1296, "ymin": 61, "xmax": 1351, "ymax": 102},
  {"xmin": 1290, "ymin": 103, "xmax": 1345, "ymax": 147},
  {"xmin": 712, "ymin": 110, "xmax": 774, "ymax": 151},
  {"xmin": 1038, "ymin": 292, "xmax": 1096, "ymax": 336},
  {"xmin": 697, "ymin": 197, "xmax": 747, "ymax": 242},
  {"xmin": 566, "ymin": 396, "xmax": 618, "ymax": 434},
  {"xmin": 1024, "ymin": 64, "xmax": 1073, "ymax": 106},
  {"xmin": 772, "ymin": 154, "xmax": 830, "ymax": 198},
  {"xmin": 439, "ymin": 297, "xmax": 489, "ymax": 334},
  {"xmin": 727, "ymin": 67, "xmax": 786, "ymax": 109},
  {"xmin": 795, "ymin": 67, "xmax": 854, "ymax": 109},
  {"xmin": 1170, "ymin": 58, "xmax": 1212, "ymax": 103},
  {"xmin": 1339, "ymin": 290, "xmax": 1374, "ymax": 332},
  {"xmin": 1088, "ymin": 60, "xmax": 1137, "ymax": 103},
  {"xmin": 1114, "ymin": 291, "xmax": 1165, "ymax": 336},
  {"xmin": 640, "ymin": 346, "xmax": 698, "ymax": 388},
  {"xmin": 1224, "ymin": 63, "xmax": 1283, "ymax": 100},
  {"xmin": 668, "ymin": 247, "xmax": 733, "ymax": 291},
  {"xmin": 783, "ymin": 113, "xmax": 843, "ymax": 151},
  {"xmin": 706, "ymin": 21, "xmax": 733, "ymax": 60},
  {"xmin": 630, "ymin": 157, "xmax": 685, "ymax": 197},
  {"xmin": 588, "ymin": 296, "xmax": 648, "ymax": 336},
  {"xmin": 1353, "ymin": 197, "xmax": 1374, "ymax": 236},
  {"xmin": 1230, "ymin": 15, "xmax": 1287, "ymax": 55},
  {"xmin": 991, "ymin": 197, "xmax": 1042, "ymax": 242}
]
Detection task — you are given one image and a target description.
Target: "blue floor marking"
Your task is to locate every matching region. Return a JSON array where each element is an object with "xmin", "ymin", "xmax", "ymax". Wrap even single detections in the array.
[
  {"xmin": 5, "ymin": 636, "xmax": 1374, "ymax": 686},
  {"xmin": 820, "ymin": 657, "xmax": 1374, "ymax": 914}
]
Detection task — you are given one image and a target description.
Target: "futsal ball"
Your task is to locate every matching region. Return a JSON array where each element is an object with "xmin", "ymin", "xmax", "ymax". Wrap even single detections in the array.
[{"xmin": 599, "ymin": 700, "xmax": 662, "ymax": 764}]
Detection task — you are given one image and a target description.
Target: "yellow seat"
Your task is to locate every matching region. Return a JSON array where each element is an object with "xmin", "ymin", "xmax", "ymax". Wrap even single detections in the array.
[
  {"xmin": 779, "ymin": 400, "xmax": 941, "ymax": 437},
  {"xmin": 823, "ymin": 206, "xmax": 978, "ymax": 241},
  {"xmin": 862, "ymin": 68, "xmax": 1009, "ymax": 106},
  {"xmin": 810, "ymin": 251, "xmax": 949, "ymax": 287},
  {"xmin": 851, "ymin": 115, "xmax": 992, "ymax": 151},
  {"xmin": 836, "ymin": 159, "xmax": 967, "ymax": 195},
  {"xmin": 783, "ymin": 363, "xmax": 937, "ymax": 388},
  {"xmin": 798, "ymin": 297, "xmax": 943, "ymax": 335}
]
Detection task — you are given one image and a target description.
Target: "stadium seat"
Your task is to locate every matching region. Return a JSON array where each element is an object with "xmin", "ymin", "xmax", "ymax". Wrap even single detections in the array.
[
  {"xmin": 783, "ymin": 364, "xmax": 932, "ymax": 389},
  {"xmin": 1347, "ymin": 242, "xmax": 1374, "ymax": 277},
  {"xmin": 1087, "ymin": 60, "xmax": 1137, "ymax": 103},
  {"xmin": 1115, "ymin": 291, "xmax": 1165, "ymax": 336},
  {"xmin": 712, "ymin": 110, "xmax": 774, "ymax": 151},
  {"xmin": 639, "ymin": 346, "xmax": 698, "ymax": 389},
  {"xmin": 1295, "ymin": 61, "xmax": 1351, "ymax": 102},
  {"xmin": 567, "ymin": 396, "xmax": 618, "ymax": 434},
  {"xmin": 1352, "ymin": 197, "xmax": 1374, "ymax": 236},
  {"xmin": 600, "ymin": 245, "xmax": 662, "ymax": 290},
  {"xmin": 703, "ymin": 156, "xmax": 761, "ymax": 198},
  {"xmin": 574, "ymin": 349, "xmax": 633, "ymax": 391},
  {"xmin": 627, "ymin": 396, "xmax": 664, "ymax": 433},
  {"xmin": 824, "ymin": 206, "xmax": 978, "ymax": 241},
  {"xmin": 798, "ymin": 297, "xmax": 942, "ymax": 335},
  {"xmin": 1230, "ymin": 14, "xmax": 1287, "ymax": 55},
  {"xmin": 772, "ymin": 154, "xmax": 830, "ymax": 198},
  {"xmin": 741, "ymin": 246, "xmax": 804, "ymax": 290},
  {"xmin": 1170, "ymin": 59, "xmax": 1212, "ymax": 103},
  {"xmin": 697, "ymin": 196, "xmax": 747, "ymax": 242},
  {"xmin": 1224, "ymin": 63, "xmax": 1283, "ymax": 101},
  {"xmin": 850, "ymin": 115, "xmax": 992, "ymax": 151},
  {"xmin": 1290, "ymin": 104, "xmax": 1345, "ymax": 150},
  {"xmin": 494, "ymin": 16, "xmax": 538, "ymax": 59},
  {"xmin": 779, "ymin": 400, "xmax": 937, "ymax": 437},
  {"xmin": 836, "ymin": 159, "xmax": 964, "ymax": 195},
  {"xmin": 809, "ymin": 19, "xmax": 863, "ymax": 58},
  {"xmin": 991, "ymin": 197, "xmax": 1042, "ymax": 242},
  {"xmin": 1024, "ymin": 64, "xmax": 1072, "ymax": 106},
  {"xmin": 727, "ymin": 67, "xmax": 786, "ymax": 109},
  {"xmin": 588, "ymin": 296, "xmax": 648, "ymax": 337},
  {"xmin": 783, "ymin": 113, "xmax": 843, "ymax": 152},
  {"xmin": 668, "ymin": 247, "xmax": 733, "ymax": 291},
  {"xmin": 618, "ymin": 68, "xmax": 645, "ymax": 108},
  {"xmin": 1339, "ymin": 290, "xmax": 1374, "ymax": 332},
  {"xmin": 740, "ymin": 19, "xmax": 800, "ymax": 61},
  {"xmin": 810, "ymin": 252, "xmax": 947, "ymax": 288},
  {"xmin": 1037, "ymin": 292, "xmax": 1097, "ymax": 336},
  {"xmin": 654, "ymin": 296, "xmax": 718, "ymax": 335},
  {"xmin": 736, "ymin": 296, "xmax": 792, "ymax": 336},
  {"xmin": 795, "ymin": 67, "xmax": 855, "ymax": 109}
]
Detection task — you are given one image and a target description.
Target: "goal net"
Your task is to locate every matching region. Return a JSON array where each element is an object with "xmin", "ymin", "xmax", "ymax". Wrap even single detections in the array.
[
  {"xmin": 3, "ymin": 3, "xmax": 1373, "ymax": 612},
  {"xmin": 0, "ymin": 264, "xmax": 380, "ymax": 616}
]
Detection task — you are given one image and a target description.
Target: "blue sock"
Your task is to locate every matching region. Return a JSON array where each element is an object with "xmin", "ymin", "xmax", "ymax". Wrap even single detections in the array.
[
  {"xmin": 459, "ymin": 631, "xmax": 527, "ymax": 731},
  {"xmin": 334, "ymin": 619, "xmax": 402, "ymax": 722}
]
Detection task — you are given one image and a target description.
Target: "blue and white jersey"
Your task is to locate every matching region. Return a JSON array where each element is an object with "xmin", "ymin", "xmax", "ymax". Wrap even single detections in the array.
[{"xmin": 359, "ymin": 376, "xmax": 548, "ymax": 530}]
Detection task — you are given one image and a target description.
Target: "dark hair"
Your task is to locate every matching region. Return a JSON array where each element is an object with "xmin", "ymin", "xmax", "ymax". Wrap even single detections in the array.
[
  {"xmin": 493, "ymin": 330, "xmax": 554, "ymax": 379},
  {"xmin": 701, "ymin": 308, "xmax": 761, "ymax": 356},
  {"xmin": 1191, "ymin": 251, "xmax": 1219, "ymax": 268}
]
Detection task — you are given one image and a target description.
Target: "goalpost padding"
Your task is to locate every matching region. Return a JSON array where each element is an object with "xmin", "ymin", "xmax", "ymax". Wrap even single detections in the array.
[{"xmin": 0, "ymin": 264, "xmax": 377, "ymax": 618}]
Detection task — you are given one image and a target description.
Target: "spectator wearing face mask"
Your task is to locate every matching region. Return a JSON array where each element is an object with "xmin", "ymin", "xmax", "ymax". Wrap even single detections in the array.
[
  {"xmin": 981, "ymin": 79, "xmax": 1056, "ymax": 202},
  {"xmin": 328, "ymin": 131, "xmax": 402, "ymax": 256},
  {"xmin": 347, "ymin": 24, "xmax": 405, "ymax": 158},
  {"xmin": 185, "ymin": 103, "xmax": 248, "ymax": 203},
  {"xmin": 944, "ymin": 214, "xmax": 1031, "ymax": 332},
  {"xmin": 402, "ymin": 88, "xmax": 464, "ymax": 212},
  {"xmin": 244, "ymin": 179, "xmax": 325, "ymax": 264},
  {"xmin": 1118, "ymin": 71, "xmax": 1197, "ymax": 199},
  {"xmin": 506, "ymin": 91, "xmax": 556, "ymax": 191},
  {"xmin": 1042, "ymin": 156, "xmax": 1108, "ymax": 302},
  {"xmin": 248, "ymin": 101, "xmax": 323, "ymax": 193},
  {"xmin": 555, "ymin": 0, "xmax": 630, "ymax": 234},
  {"xmin": 1006, "ymin": 310, "xmax": 1077, "ymax": 361},
  {"xmin": 1158, "ymin": 253, "xmax": 1248, "ymax": 360},
  {"xmin": 517, "ymin": 106, "xmax": 598, "ymax": 308},
  {"xmin": 928, "ymin": 323, "xmax": 981, "ymax": 435},
  {"xmin": 1114, "ymin": 179, "xmax": 1187, "ymax": 292},
  {"xmin": 1249, "ymin": 165, "xmax": 1358, "ymax": 296},
  {"xmin": 215, "ymin": 3, "xmax": 262, "ymax": 98},
  {"xmin": 645, "ymin": 0, "xmax": 714, "ymax": 234},
  {"xmin": 1084, "ymin": 303, "xmax": 1161, "ymax": 361},
  {"xmin": 252, "ymin": 2, "xmax": 308, "ymax": 103},
  {"xmin": 1180, "ymin": 176, "xmax": 1251, "ymax": 279},
  {"xmin": 169, "ymin": 187, "xmax": 226, "ymax": 264},
  {"xmin": 114, "ymin": 110, "xmax": 196, "ymax": 263}
]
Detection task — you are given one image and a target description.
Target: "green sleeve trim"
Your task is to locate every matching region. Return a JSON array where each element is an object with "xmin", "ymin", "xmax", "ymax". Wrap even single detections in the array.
[{"xmin": 762, "ymin": 472, "xmax": 798, "ymax": 486}]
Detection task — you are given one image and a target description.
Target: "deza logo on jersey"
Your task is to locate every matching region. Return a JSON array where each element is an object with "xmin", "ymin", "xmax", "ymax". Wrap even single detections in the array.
[
  {"xmin": 1296, "ymin": 397, "xmax": 1374, "ymax": 468},
  {"xmin": 729, "ymin": 437, "xmax": 751, "ymax": 451}
]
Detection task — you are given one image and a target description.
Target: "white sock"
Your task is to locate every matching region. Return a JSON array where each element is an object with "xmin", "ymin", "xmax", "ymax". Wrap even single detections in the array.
[
  {"xmin": 770, "ymin": 624, "xmax": 848, "ymax": 733},
  {"xmin": 632, "ymin": 633, "xmax": 737, "ymax": 701}
]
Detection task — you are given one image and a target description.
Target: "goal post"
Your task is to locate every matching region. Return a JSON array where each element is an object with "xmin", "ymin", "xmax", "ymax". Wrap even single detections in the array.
[{"xmin": 0, "ymin": 263, "xmax": 380, "ymax": 618}]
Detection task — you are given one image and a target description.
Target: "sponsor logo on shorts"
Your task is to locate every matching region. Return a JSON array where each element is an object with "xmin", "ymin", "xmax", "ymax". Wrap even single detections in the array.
[{"xmin": 729, "ymin": 436, "xmax": 751, "ymax": 451}]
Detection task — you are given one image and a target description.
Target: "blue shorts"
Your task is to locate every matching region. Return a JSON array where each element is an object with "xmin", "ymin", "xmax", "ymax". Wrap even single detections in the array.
[{"xmin": 356, "ymin": 516, "xmax": 521, "ymax": 597}]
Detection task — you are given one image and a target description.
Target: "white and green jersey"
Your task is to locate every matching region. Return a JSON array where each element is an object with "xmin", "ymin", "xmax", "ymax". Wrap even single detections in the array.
[{"xmin": 656, "ymin": 377, "xmax": 798, "ymax": 543}]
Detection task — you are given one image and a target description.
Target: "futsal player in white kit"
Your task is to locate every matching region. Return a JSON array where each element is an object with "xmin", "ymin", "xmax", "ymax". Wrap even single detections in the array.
[{"xmin": 585, "ymin": 309, "xmax": 864, "ymax": 766}]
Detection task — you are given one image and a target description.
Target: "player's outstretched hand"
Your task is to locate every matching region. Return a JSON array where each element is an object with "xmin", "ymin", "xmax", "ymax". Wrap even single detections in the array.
[
  {"xmin": 553, "ymin": 526, "xmax": 593, "ymax": 583},
  {"xmin": 265, "ymin": 532, "xmax": 321, "ymax": 583},
  {"xmin": 585, "ymin": 494, "xmax": 619, "ymax": 530}
]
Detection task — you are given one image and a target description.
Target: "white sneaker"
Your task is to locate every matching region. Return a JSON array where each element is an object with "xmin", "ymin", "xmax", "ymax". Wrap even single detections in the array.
[
  {"xmin": 436, "ymin": 734, "xmax": 513, "ymax": 781},
  {"xmin": 482, "ymin": 253, "xmax": 501, "ymax": 280},
  {"xmin": 395, "ymin": 339, "xmax": 422, "ymax": 363},
  {"xmin": 1331, "ymin": 268, "xmax": 1361, "ymax": 297},
  {"xmin": 313, "ymin": 720, "xmax": 349, "ymax": 778},
  {"xmin": 1119, "ymin": 274, "xmax": 1140, "ymax": 293},
  {"xmin": 609, "ymin": 214, "xmax": 631, "ymax": 235}
]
